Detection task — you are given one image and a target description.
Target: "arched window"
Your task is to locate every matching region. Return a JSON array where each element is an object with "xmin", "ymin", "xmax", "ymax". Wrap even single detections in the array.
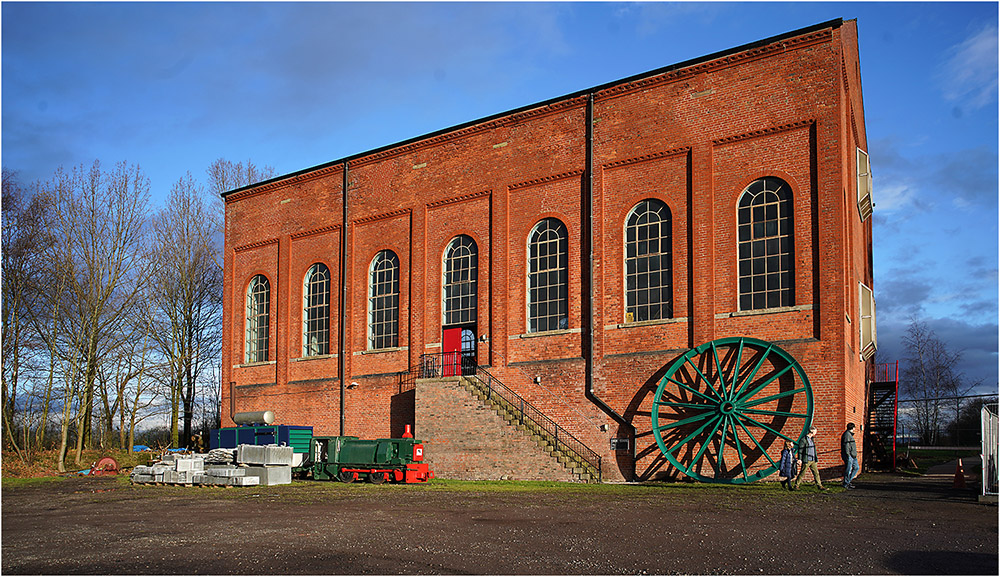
[
  {"xmin": 245, "ymin": 274, "xmax": 270, "ymax": 363},
  {"xmin": 624, "ymin": 199, "xmax": 672, "ymax": 322},
  {"xmin": 527, "ymin": 218, "xmax": 568, "ymax": 332},
  {"xmin": 368, "ymin": 250, "xmax": 400, "ymax": 350},
  {"xmin": 303, "ymin": 263, "xmax": 330, "ymax": 357},
  {"xmin": 738, "ymin": 177, "xmax": 793, "ymax": 310},
  {"xmin": 442, "ymin": 235, "xmax": 477, "ymax": 327}
]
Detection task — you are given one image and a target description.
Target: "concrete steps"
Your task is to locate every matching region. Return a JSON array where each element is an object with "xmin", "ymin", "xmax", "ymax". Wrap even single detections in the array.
[{"xmin": 458, "ymin": 377, "xmax": 599, "ymax": 483}]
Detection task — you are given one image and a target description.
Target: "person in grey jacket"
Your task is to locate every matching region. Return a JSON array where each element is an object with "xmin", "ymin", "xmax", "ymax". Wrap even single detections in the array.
[
  {"xmin": 841, "ymin": 422, "xmax": 859, "ymax": 488},
  {"xmin": 792, "ymin": 426, "xmax": 826, "ymax": 490}
]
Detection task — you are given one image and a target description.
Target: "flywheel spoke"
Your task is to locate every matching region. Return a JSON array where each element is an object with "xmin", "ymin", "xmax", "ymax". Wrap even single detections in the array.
[
  {"xmin": 735, "ymin": 363, "xmax": 796, "ymax": 405},
  {"xmin": 737, "ymin": 412, "xmax": 797, "ymax": 443},
  {"xmin": 728, "ymin": 416, "xmax": 750, "ymax": 480},
  {"xmin": 731, "ymin": 343, "xmax": 774, "ymax": 400},
  {"xmin": 733, "ymin": 415, "xmax": 780, "ymax": 469},
  {"xmin": 665, "ymin": 376, "xmax": 718, "ymax": 404},
  {"xmin": 739, "ymin": 386, "xmax": 806, "ymax": 408},
  {"xmin": 690, "ymin": 416, "xmax": 725, "ymax": 464},
  {"xmin": 683, "ymin": 356, "xmax": 723, "ymax": 401},
  {"xmin": 739, "ymin": 408, "xmax": 809, "ymax": 419},
  {"xmin": 655, "ymin": 400, "xmax": 718, "ymax": 411},
  {"xmin": 711, "ymin": 341, "xmax": 728, "ymax": 399},
  {"xmin": 665, "ymin": 414, "xmax": 724, "ymax": 455},
  {"xmin": 656, "ymin": 410, "xmax": 715, "ymax": 431}
]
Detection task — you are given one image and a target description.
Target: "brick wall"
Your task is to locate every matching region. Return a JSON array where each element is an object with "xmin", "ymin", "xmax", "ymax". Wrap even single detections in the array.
[{"xmin": 221, "ymin": 20, "xmax": 873, "ymax": 484}]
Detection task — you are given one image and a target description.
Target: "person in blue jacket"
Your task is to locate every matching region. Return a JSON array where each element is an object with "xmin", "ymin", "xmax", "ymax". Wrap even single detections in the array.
[{"xmin": 778, "ymin": 440, "xmax": 798, "ymax": 490}]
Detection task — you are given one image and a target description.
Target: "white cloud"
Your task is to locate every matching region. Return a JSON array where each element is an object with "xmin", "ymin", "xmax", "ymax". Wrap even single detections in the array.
[
  {"xmin": 940, "ymin": 24, "xmax": 999, "ymax": 110},
  {"xmin": 874, "ymin": 180, "xmax": 917, "ymax": 212}
]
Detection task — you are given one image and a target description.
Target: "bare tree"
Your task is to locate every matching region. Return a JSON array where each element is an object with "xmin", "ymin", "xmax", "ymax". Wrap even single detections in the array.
[
  {"xmin": 47, "ymin": 161, "xmax": 150, "ymax": 464},
  {"xmin": 148, "ymin": 173, "xmax": 222, "ymax": 448},
  {"xmin": 901, "ymin": 319, "xmax": 977, "ymax": 444},
  {"xmin": 1, "ymin": 169, "xmax": 50, "ymax": 462},
  {"xmin": 205, "ymin": 158, "xmax": 276, "ymax": 200}
]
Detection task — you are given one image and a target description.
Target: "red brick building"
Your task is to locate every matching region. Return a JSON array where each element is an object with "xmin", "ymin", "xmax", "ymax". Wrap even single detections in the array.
[{"xmin": 221, "ymin": 19, "xmax": 876, "ymax": 482}]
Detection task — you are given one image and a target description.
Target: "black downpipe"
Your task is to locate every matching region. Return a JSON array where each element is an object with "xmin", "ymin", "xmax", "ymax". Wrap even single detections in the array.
[
  {"xmin": 339, "ymin": 162, "xmax": 348, "ymax": 436},
  {"xmin": 583, "ymin": 92, "xmax": 636, "ymax": 480}
]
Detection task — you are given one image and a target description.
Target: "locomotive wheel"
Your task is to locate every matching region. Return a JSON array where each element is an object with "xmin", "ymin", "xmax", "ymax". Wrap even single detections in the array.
[
  {"xmin": 368, "ymin": 472, "xmax": 386, "ymax": 485},
  {"xmin": 338, "ymin": 470, "xmax": 356, "ymax": 483},
  {"xmin": 651, "ymin": 337, "xmax": 813, "ymax": 484}
]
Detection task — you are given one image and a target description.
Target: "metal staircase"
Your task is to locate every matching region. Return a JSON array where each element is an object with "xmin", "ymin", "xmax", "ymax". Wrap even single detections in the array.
[{"xmin": 864, "ymin": 361, "xmax": 898, "ymax": 471}]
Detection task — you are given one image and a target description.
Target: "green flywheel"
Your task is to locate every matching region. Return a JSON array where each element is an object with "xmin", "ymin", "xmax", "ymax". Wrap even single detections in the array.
[{"xmin": 650, "ymin": 337, "xmax": 813, "ymax": 484}]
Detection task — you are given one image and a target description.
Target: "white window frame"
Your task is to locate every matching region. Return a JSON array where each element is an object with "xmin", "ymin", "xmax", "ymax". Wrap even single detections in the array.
[
  {"xmin": 624, "ymin": 199, "xmax": 673, "ymax": 322},
  {"xmin": 245, "ymin": 275, "xmax": 270, "ymax": 363},
  {"xmin": 857, "ymin": 148, "xmax": 873, "ymax": 222},
  {"xmin": 527, "ymin": 218, "xmax": 569, "ymax": 333},
  {"xmin": 368, "ymin": 250, "xmax": 400, "ymax": 350},
  {"xmin": 859, "ymin": 282, "xmax": 877, "ymax": 361},
  {"xmin": 442, "ymin": 235, "xmax": 478, "ymax": 327},
  {"xmin": 302, "ymin": 263, "xmax": 330, "ymax": 357}
]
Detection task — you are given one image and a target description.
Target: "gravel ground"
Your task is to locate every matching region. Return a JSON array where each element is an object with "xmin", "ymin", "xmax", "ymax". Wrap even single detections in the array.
[{"xmin": 2, "ymin": 470, "xmax": 996, "ymax": 575}]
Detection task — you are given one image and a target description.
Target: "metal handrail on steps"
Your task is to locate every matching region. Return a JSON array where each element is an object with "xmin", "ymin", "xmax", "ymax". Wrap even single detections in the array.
[{"xmin": 418, "ymin": 352, "xmax": 602, "ymax": 482}]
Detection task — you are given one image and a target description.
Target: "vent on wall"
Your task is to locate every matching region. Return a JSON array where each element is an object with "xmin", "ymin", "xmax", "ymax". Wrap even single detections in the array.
[{"xmin": 857, "ymin": 148, "xmax": 873, "ymax": 222}]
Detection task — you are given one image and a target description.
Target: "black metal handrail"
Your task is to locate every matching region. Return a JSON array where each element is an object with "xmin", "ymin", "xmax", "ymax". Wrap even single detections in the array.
[{"xmin": 418, "ymin": 352, "xmax": 602, "ymax": 482}]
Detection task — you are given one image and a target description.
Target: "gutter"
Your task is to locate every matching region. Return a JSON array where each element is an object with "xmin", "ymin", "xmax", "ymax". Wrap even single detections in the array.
[
  {"xmin": 339, "ymin": 162, "xmax": 348, "ymax": 435},
  {"xmin": 583, "ymin": 92, "xmax": 637, "ymax": 481}
]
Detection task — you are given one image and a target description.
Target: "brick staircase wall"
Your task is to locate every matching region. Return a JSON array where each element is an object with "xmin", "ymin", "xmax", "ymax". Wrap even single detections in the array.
[{"xmin": 416, "ymin": 377, "xmax": 590, "ymax": 482}]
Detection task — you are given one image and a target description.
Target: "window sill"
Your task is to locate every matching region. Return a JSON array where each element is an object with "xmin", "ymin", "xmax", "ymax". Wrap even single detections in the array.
[
  {"xmin": 356, "ymin": 346, "xmax": 408, "ymax": 355},
  {"xmin": 234, "ymin": 361, "xmax": 276, "ymax": 369},
  {"xmin": 606, "ymin": 317, "xmax": 687, "ymax": 330},
  {"xmin": 291, "ymin": 354, "xmax": 338, "ymax": 362},
  {"xmin": 716, "ymin": 304, "xmax": 813, "ymax": 319},
  {"xmin": 510, "ymin": 328, "xmax": 582, "ymax": 340}
]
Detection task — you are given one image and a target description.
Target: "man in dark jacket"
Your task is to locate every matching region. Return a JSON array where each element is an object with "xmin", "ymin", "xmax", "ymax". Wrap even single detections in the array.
[
  {"xmin": 841, "ymin": 422, "xmax": 859, "ymax": 488},
  {"xmin": 793, "ymin": 426, "xmax": 826, "ymax": 490}
]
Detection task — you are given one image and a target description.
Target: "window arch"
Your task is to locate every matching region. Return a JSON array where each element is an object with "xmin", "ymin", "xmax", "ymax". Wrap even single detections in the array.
[
  {"xmin": 442, "ymin": 235, "xmax": 477, "ymax": 327},
  {"xmin": 624, "ymin": 199, "xmax": 672, "ymax": 322},
  {"xmin": 527, "ymin": 218, "xmax": 568, "ymax": 332},
  {"xmin": 245, "ymin": 274, "xmax": 270, "ymax": 363},
  {"xmin": 303, "ymin": 263, "xmax": 330, "ymax": 357},
  {"xmin": 737, "ymin": 177, "xmax": 793, "ymax": 310},
  {"xmin": 368, "ymin": 250, "xmax": 400, "ymax": 350}
]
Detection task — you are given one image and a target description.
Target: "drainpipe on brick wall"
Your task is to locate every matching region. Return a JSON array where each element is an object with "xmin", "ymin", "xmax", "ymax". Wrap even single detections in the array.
[
  {"xmin": 583, "ymin": 92, "xmax": 637, "ymax": 480},
  {"xmin": 339, "ymin": 162, "xmax": 348, "ymax": 435}
]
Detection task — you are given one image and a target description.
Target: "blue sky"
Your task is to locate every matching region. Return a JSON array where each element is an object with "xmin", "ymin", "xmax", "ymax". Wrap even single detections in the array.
[{"xmin": 3, "ymin": 2, "xmax": 997, "ymax": 394}]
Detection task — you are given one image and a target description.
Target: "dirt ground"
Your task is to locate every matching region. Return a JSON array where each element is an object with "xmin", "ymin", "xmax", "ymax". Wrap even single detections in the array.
[{"xmin": 2, "ymin": 469, "xmax": 996, "ymax": 575}]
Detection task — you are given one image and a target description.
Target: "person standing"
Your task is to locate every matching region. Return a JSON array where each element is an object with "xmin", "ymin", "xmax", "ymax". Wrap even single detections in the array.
[
  {"xmin": 792, "ymin": 426, "xmax": 826, "ymax": 490},
  {"xmin": 841, "ymin": 422, "xmax": 859, "ymax": 488}
]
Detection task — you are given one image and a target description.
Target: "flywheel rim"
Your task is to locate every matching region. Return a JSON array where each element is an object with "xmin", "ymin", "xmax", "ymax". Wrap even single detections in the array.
[{"xmin": 650, "ymin": 337, "xmax": 813, "ymax": 484}]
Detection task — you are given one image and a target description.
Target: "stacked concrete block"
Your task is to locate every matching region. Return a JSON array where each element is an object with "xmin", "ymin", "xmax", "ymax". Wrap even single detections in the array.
[
  {"xmin": 242, "ymin": 465, "xmax": 292, "ymax": 486},
  {"xmin": 130, "ymin": 453, "xmax": 261, "ymax": 487},
  {"xmin": 237, "ymin": 444, "xmax": 293, "ymax": 466},
  {"xmin": 235, "ymin": 444, "xmax": 293, "ymax": 485},
  {"xmin": 232, "ymin": 476, "xmax": 260, "ymax": 486},
  {"xmin": 129, "ymin": 444, "xmax": 298, "ymax": 486}
]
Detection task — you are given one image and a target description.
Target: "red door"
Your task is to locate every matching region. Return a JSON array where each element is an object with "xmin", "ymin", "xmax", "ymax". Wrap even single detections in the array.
[{"xmin": 442, "ymin": 327, "xmax": 462, "ymax": 376}]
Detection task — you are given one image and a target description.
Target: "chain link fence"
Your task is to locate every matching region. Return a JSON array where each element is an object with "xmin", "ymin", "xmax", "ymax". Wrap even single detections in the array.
[{"xmin": 896, "ymin": 394, "xmax": 997, "ymax": 447}]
